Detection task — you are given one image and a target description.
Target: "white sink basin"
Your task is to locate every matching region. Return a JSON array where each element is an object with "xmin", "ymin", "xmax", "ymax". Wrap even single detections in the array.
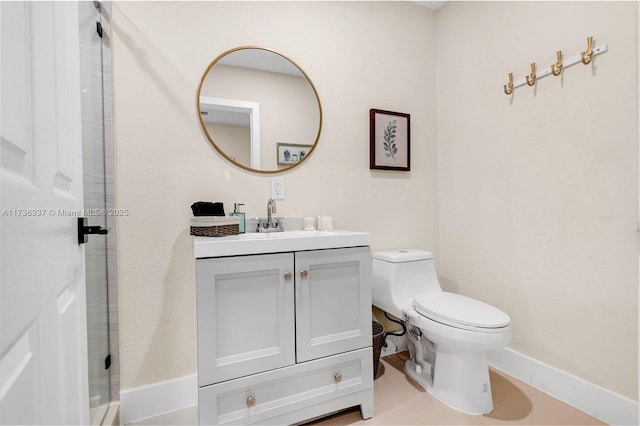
[
  {"xmin": 194, "ymin": 229, "xmax": 370, "ymax": 258},
  {"xmin": 231, "ymin": 230, "xmax": 340, "ymax": 239}
]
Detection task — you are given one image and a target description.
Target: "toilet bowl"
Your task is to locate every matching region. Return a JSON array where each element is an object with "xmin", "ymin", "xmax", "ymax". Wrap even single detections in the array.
[{"xmin": 372, "ymin": 249, "xmax": 511, "ymax": 415}]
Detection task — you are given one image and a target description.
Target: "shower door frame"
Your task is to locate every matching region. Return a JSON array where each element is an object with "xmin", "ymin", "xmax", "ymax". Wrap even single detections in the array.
[{"xmin": 80, "ymin": 1, "xmax": 120, "ymax": 424}]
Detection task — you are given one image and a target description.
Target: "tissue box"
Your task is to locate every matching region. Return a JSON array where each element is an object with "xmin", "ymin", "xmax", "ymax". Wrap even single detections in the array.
[{"xmin": 190, "ymin": 216, "xmax": 240, "ymax": 237}]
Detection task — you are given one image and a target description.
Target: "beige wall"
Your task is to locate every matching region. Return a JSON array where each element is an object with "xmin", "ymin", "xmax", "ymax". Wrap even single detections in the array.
[
  {"xmin": 112, "ymin": 0, "xmax": 638, "ymax": 402},
  {"xmin": 204, "ymin": 122, "xmax": 251, "ymax": 166},
  {"xmin": 436, "ymin": 1, "xmax": 638, "ymax": 400},
  {"xmin": 112, "ymin": 1, "xmax": 437, "ymax": 389}
]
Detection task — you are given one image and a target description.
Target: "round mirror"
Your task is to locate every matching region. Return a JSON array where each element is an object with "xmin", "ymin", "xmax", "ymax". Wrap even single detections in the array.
[{"xmin": 197, "ymin": 46, "xmax": 322, "ymax": 173}]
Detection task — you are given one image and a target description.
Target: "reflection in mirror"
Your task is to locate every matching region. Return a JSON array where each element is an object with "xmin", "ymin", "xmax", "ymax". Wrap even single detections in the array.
[
  {"xmin": 197, "ymin": 47, "xmax": 322, "ymax": 173},
  {"xmin": 200, "ymin": 97, "xmax": 260, "ymax": 169}
]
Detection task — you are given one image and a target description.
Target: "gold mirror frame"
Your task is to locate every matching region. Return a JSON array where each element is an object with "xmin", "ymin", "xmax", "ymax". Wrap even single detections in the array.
[{"xmin": 197, "ymin": 46, "xmax": 323, "ymax": 174}]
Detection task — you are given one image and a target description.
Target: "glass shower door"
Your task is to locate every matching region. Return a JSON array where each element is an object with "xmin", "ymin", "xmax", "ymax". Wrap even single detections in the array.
[{"xmin": 79, "ymin": 2, "xmax": 112, "ymax": 424}]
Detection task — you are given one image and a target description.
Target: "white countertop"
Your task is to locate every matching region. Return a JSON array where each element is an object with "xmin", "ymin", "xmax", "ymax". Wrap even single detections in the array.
[{"xmin": 194, "ymin": 230, "xmax": 371, "ymax": 258}]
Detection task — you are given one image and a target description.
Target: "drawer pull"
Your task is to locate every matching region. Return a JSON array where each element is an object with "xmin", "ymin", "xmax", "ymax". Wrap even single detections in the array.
[
  {"xmin": 246, "ymin": 396, "xmax": 256, "ymax": 407},
  {"xmin": 334, "ymin": 373, "xmax": 342, "ymax": 383},
  {"xmin": 300, "ymin": 269, "xmax": 308, "ymax": 278},
  {"xmin": 284, "ymin": 272, "xmax": 292, "ymax": 280}
]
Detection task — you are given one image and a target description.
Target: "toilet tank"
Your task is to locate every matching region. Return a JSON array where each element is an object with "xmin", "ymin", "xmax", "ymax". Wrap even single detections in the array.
[{"xmin": 372, "ymin": 249, "xmax": 441, "ymax": 318}]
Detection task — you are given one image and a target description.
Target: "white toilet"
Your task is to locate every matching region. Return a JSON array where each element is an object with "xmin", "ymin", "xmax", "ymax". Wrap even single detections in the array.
[{"xmin": 372, "ymin": 249, "xmax": 511, "ymax": 415}]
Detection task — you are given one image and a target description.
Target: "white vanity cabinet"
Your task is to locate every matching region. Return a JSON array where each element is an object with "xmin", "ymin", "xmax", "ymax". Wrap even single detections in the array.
[{"xmin": 195, "ymin": 233, "xmax": 373, "ymax": 425}]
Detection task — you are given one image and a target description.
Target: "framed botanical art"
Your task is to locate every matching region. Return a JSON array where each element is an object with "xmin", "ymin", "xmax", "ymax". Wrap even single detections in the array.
[
  {"xmin": 277, "ymin": 143, "xmax": 312, "ymax": 165},
  {"xmin": 369, "ymin": 109, "xmax": 410, "ymax": 171}
]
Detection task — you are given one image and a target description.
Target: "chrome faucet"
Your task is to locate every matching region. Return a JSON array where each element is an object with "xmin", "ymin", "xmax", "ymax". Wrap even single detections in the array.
[
  {"xmin": 267, "ymin": 198, "xmax": 276, "ymax": 226},
  {"xmin": 253, "ymin": 198, "xmax": 284, "ymax": 232}
]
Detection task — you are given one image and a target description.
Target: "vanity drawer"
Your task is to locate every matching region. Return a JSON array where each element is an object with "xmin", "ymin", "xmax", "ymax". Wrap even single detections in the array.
[{"xmin": 199, "ymin": 347, "xmax": 373, "ymax": 425}]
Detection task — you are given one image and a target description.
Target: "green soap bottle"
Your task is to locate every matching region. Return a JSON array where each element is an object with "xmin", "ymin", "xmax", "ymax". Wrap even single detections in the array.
[{"xmin": 230, "ymin": 203, "xmax": 245, "ymax": 233}]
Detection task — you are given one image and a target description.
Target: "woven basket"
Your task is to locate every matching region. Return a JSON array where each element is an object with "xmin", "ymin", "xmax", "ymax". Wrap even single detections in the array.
[
  {"xmin": 372, "ymin": 321, "xmax": 385, "ymax": 379},
  {"xmin": 190, "ymin": 216, "xmax": 240, "ymax": 237},
  {"xmin": 190, "ymin": 223, "xmax": 239, "ymax": 237}
]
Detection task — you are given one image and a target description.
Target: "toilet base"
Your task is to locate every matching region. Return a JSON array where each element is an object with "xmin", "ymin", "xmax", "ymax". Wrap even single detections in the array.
[{"xmin": 404, "ymin": 351, "xmax": 494, "ymax": 415}]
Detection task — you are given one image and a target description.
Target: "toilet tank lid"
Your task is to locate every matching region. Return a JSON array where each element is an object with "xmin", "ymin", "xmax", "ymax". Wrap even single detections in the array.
[{"xmin": 373, "ymin": 249, "xmax": 433, "ymax": 263}]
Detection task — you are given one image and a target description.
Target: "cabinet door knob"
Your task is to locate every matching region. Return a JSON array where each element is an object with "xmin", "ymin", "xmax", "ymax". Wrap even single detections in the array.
[
  {"xmin": 246, "ymin": 395, "xmax": 256, "ymax": 407},
  {"xmin": 334, "ymin": 373, "xmax": 342, "ymax": 383},
  {"xmin": 284, "ymin": 272, "xmax": 292, "ymax": 280},
  {"xmin": 300, "ymin": 269, "xmax": 308, "ymax": 278}
]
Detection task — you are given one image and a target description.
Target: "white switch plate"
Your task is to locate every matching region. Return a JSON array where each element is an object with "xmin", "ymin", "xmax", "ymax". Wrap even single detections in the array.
[{"xmin": 270, "ymin": 177, "xmax": 285, "ymax": 200}]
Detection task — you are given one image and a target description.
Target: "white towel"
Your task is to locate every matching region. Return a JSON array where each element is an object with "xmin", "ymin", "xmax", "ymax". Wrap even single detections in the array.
[{"xmin": 190, "ymin": 216, "xmax": 240, "ymax": 227}]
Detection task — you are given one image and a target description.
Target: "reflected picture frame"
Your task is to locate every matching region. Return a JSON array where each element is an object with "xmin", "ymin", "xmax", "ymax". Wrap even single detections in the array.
[
  {"xmin": 369, "ymin": 109, "xmax": 410, "ymax": 171},
  {"xmin": 277, "ymin": 143, "xmax": 313, "ymax": 165}
]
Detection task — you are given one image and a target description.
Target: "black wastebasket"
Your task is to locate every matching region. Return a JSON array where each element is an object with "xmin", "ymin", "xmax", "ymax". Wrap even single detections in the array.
[{"xmin": 372, "ymin": 321, "xmax": 385, "ymax": 379}]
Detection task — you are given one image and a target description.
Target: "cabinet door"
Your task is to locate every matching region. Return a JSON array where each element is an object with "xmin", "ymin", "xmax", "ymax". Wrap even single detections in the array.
[
  {"xmin": 295, "ymin": 247, "xmax": 372, "ymax": 362},
  {"xmin": 197, "ymin": 253, "xmax": 295, "ymax": 386}
]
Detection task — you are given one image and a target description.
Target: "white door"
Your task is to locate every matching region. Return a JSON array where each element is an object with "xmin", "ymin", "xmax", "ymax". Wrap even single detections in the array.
[
  {"xmin": 0, "ymin": 2, "xmax": 89, "ymax": 424},
  {"xmin": 295, "ymin": 247, "xmax": 373, "ymax": 363}
]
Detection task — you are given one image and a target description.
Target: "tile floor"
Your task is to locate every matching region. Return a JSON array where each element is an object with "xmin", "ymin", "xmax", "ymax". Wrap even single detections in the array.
[
  {"xmin": 131, "ymin": 352, "xmax": 605, "ymax": 425},
  {"xmin": 309, "ymin": 353, "xmax": 604, "ymax": 425}
]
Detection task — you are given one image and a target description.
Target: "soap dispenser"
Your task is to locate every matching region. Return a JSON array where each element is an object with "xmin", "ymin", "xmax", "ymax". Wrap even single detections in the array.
[{"xmin": 230, "ymin": 203, "xmax": 245, "ymax": 233}]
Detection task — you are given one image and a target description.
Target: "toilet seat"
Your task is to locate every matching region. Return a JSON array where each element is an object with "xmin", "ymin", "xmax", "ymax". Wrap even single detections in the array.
[{"xmin": 413, "ymin": 292, "xmax": 510, "ymax": 333}]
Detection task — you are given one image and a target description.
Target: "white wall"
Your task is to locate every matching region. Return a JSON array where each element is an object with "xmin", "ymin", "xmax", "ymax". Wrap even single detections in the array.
[
  {"xmin": 111, "ymin": 1, "xmax": 437, "ymax": 390},
  {"xmin": 436, "ymin": 1, "xmax": 638, "ymax": 400}
]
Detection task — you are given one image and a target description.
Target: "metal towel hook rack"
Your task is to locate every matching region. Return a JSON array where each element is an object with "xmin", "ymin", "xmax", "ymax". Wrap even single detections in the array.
[
  {"xmin": 525, "ymin": 63, "xmax": 537, "ymax": 86},
  {"xmin": 503, "ymin": 73, "xmax": 514, "ymax": 95},
  {"xmin": 551, "ymin": 50, "xmax": 563, "ymax": 76},
  {"xmin": 502, "ymin": 36, "xmax": 607, "ymax": 95},
  {"xmin": 581, "ymin": 36, "xmax": 594, "ymax": 65}
]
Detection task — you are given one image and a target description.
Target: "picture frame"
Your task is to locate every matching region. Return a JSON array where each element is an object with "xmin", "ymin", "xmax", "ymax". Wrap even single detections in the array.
[
  {"xmin": 369, "ymin": 109, "xmax": 410, "ymax": 171},
  {"xmin": 277, "ymin": 143, "xmax": 313, "ymax": 165}
]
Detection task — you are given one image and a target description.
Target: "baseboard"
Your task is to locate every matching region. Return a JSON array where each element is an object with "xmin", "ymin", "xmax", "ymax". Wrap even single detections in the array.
[
  {"xmin": 120, "ymin": 349, "xmax": 639, "ymax": 426},
  {"xmin": 119, "ymin": 374, "xmax": 197, "ymax": 424},
  {"xmin": 487, "ymin": 347, "xmax": 639, "ymax": 426},
  {"xmin": 102, "ymin": 401, "xmax": 120, "ymax": 426}
]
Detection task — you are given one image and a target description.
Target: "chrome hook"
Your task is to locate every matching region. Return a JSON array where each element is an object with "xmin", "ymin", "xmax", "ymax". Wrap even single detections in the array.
[
  {"xmin": 525, "ymin": 63, "xmax": 536, "ymax": 86},
  {"xmin": 503, "ymin": 72, "xmax": 514, "ymax": 95},
  {"xmin": 551, "ymin": 50, "xmax": 563, "ymax": 76},
  {"xmin": 581, "ymin": 37, "xmax": 593, "ymax": 65}
]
